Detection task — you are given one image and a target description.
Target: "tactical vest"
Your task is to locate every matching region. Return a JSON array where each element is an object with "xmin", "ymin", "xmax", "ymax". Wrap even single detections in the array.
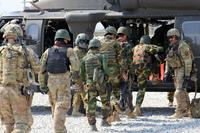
[
  {"xmin": 100, "ymin": 38, "xmax": 120, "ymax": 77},
  {"xmin": 84, "ymin": 51, "xmax": 101, "ymax": 82},
  {"xmin": 133, "ymin": 44, "xmax": 151, "ymax": 65},
  {"xmin": 0, "ymin": 44, "xmax": 26, "ymax": 85},
  {"xmin": 47, "ymin": 47, "xmax": 70, "ymax": 74}
]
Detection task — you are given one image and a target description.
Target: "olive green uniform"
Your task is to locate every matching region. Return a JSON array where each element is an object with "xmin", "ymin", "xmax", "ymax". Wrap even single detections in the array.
[{"xmin": 80, "ymin": 49, "xmax": 109, "ymax": 126}]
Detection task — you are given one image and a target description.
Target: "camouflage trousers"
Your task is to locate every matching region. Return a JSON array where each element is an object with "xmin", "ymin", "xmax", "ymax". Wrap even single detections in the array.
[
  {"xmin": 135, "ymin": 66, "xmax": 150, "ymax": 107},
  {"xmin": 48, "ymin": 72, "xmax": 71, "ymax": 133},
  {"xmin": 84, "ymin": 83, "xmax": 110, "ymax": 125},
  {"xmin": 72, "ymin": 88, "xmax": 86, "ymax": 112},
  {"xmin": 108, "ymin": 75, "xmax": 120, "ymax": 110},
  {"xmin": 0, "ymin": 84, "xmax": 33, "ymax": 133},
  {"xmin": 119, "ymin": 80, "xmax": 134, "ymax": 111}
]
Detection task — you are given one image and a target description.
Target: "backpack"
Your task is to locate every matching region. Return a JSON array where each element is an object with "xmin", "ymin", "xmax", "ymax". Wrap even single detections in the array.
[{"xmin": 0, "ymin": 44, "xmax": 26, "ymax": 85}]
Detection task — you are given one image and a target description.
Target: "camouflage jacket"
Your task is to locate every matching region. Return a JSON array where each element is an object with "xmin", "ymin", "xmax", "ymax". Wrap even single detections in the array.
[
  {"xmin": 39, "ymin": 45, "xmax": 80, "ymax": 87},
  {"xmin": 72, "ymin": 46, "xmax": 88, "ymax": 83},
  {"xmin": 80, "ymin": 49, "xmax": 108, "ymax": 84},
  {"xmin": 0, "ymin": 43, "xmax": 40, "ymax": 86},
  {"xmin": 132, "ymin": 43, "xmax": 163, "ymax": 65},
  {"xmin": 119, "ymin": 41, "xmax": 133, "ymax": 72},
  {"xmin": 165, "ymin": 40, "xmax": 193, "ymax": 77}
]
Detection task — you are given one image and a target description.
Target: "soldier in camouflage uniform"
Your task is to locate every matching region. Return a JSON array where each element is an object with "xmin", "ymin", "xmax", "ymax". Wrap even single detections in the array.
[
  {"xmin": 165, "ymin": 28, "xmax": 193, "ymax": 118},
  {"xmin": 0, "ymin": 24, "xmax": 40, "ymax": 133},
  {"xmin": 39, "ymin": 29, "xmax": 80, "ymax": 132},
  {"xmin": 117, "ymin": 26, "xmax": 136, "ymax": 118},
  {"xmin": 71, "ymin": 33, "xmax": 89, "ymax": 116},
  {"xmin": 100, "ymin": 26, "xmax": 122, "ymax": 122},
  {"xmin": 80, "ymin": 38, "xmax": 110, "ymax": 131},
  {"xmin": 132, "ymin": 35, "xmax": 163, "ymax": 116}
]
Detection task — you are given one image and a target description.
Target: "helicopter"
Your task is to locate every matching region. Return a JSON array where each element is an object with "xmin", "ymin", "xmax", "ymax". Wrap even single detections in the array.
[{"xmin": 0, "ymin": 0, "xmax": 200, "ymax": 92}]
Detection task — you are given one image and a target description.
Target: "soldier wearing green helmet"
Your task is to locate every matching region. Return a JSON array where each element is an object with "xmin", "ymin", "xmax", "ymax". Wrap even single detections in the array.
[
  {"xmin": 132, "ymin": 35, "xmax": 163, "ymax": 116},
  {"xmin": 100, "ymin": 26, "xmax": 122, "ymax": 123},
  {"xmin": 39, "ymin": 29, "xmax": 80, "ymax": 132},
  {"xmin": 80, "ymin": 38, "xmax": 110, "ymax": 131},
  {"xmin": 117, "ymin": 26, "xmax": 136, "ymax": 118},
  {"xmin": 71, "ymin": 33, "xmax": 90, "ymax": 116}
]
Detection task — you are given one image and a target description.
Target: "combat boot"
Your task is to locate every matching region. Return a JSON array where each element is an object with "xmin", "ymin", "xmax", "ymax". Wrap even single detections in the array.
[
  {"xmin": 90, "ymin": 124, "xmax": 98, "ymax": 131},
  {"xmin": 126, "ymin": 108, "xmax": 137, "ymax": 118},
  {"xmin": 107, "ymin": 111, "xmax": 121, "ymax": 123},
  {"xmin": 101, "ymin": 119, "xmax": 111, "ymax": 127},
  {"xmin": 114, "ymin": 103, "xmax": 123, "ymax": 113},
  {"xmin": 170, "ymin": 90, "xmax": 190, "ymax": 119},
  {"xmin": 168, "ymin": 102, "xmax": 173, "ymax": 107},
  {"xmin": 133, "ymin": 105, "xmax": 142, "ymax": 116}
]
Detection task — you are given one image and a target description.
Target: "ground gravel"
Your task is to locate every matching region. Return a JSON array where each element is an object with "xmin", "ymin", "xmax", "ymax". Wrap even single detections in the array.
[{"xmin": 1, "ymin": 92, "xmax": 200, "ymax": 133}]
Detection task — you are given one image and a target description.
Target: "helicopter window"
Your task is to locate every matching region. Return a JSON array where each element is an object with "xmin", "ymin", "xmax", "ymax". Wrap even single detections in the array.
[
  {"xmin": 182, "ymin": 21, "xmax": 200, "ymax": 36},
  {"xmin": 182, "ymin": 21, "xmax": 200, "ymax": 46},
  {"xmin": 26, "ymin": 24, "xmax": 39, "ymax": 41}
]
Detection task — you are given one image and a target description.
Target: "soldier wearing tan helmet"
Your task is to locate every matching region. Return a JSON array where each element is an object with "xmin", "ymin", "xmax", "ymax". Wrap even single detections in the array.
[
  {"xmin": 0, "ymin": 23, "xmax": 40, "ymax": 133},
  {"xmin": 165, "ymin": 28, "xmax": 193, "ymax": 118},
  {"xmin": 39, "ymin": 29, "xmax": 80, "ymax": 132}
]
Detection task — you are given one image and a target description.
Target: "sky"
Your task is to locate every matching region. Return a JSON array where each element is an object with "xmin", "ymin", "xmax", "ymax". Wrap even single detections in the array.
[{"xmin": 0, "ymin": 0, "xmax": 24, "ymax": 14}]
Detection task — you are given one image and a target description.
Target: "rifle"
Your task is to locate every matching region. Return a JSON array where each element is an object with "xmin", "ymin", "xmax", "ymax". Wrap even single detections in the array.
[
  {"xmin": 21, "ymin": 44, "xmax": 40, "ymax": 96},
  {"xmin": 164, "ymin": 68, "xmax": 174, "ymax": 82}
]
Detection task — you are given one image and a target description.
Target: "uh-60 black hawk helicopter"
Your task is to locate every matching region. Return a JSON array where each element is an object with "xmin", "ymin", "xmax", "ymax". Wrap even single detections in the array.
[{"xmin": 0, "ymin": 0, "xmax": 200, "ymax": 93}]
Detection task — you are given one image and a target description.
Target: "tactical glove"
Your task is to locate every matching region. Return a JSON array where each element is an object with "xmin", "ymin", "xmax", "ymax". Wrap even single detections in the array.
[
  {"xmin": 40, "ymin": 86, "xmax": 49, "ymax": 94},
  {"xmin": 20, "ymin": 86, "xmax": 30, "ymax": 96}
]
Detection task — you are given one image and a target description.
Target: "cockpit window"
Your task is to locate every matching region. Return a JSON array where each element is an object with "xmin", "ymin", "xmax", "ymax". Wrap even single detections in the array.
[
  {"xmin": 182, "ymin": 21, "xmax": 200, "ymax": 36},
  {"xmin": 26, "ymin": 24, "xmax": 39, "ymax": 41}
]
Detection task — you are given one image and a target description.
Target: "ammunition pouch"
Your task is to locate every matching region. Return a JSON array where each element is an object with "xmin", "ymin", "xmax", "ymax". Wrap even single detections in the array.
[{"xmin": 93, "ymin": 68, "xmax": 105, "ymax": 85}]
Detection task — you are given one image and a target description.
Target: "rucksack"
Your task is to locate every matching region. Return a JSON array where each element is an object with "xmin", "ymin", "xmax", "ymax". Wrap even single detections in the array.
[{"xmin": 0, "ymin": 44, "xmax": 26, "ymax": 85}]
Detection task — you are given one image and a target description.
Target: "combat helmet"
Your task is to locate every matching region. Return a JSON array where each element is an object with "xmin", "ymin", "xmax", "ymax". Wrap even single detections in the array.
[
  {"xmin": 167, "ymin": 28, "xmax": 180, "ymax": 38},
  {"xmin": 117, "ymin": 26, "xmax": 129, "ymax": 37},
  {"xmin": 139, "ymin": 35, "xmax": 151, "ymax": 44},
  {"xmin": 3, "ymin": 24, "xmax": 23, "ymax": 39},
  {"xmin": 54, "ymin": 29, "xmax": 70, "ymax": 41},
  {"xmin": 104, "ymin": 26, "xmax": 117, "ymax": 36},
  {"xmin": 75, "ymin": 33, "xmax": 90, "ymax": 49},
  {"xmin": 88, "ymin": 38, "xmax": 101, "ymax": 49}
]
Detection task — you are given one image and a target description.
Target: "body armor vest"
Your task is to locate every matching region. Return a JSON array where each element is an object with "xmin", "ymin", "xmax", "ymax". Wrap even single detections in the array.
[
  {"xmin": 100, "ymin": 39, "xmax": 118, "ymax": 66},
  {"xmin": 47, "ymin": 47, "xmax": 70, "ymax": 74},
  {"xmin": 84, "ymin": 51, "xmax": 101, "ymax": 81},
  {"xmin": 0, "ymin": 44, "xmax": 27, "ymax": 85},
  {"xmin": 133, "ymin": 44, "xmax": 151, "ymax": 65}
]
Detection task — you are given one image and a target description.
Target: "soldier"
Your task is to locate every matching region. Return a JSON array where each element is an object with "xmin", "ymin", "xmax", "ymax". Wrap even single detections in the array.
[
  {"xmin": 132, "ymin": 35, "xmax": 163, "ymax": 116},
  {"xmin": 39, "ymin": 29, "xmax": 80, "ymax": 132},
  {"xmin": 80, "ymin": 38, "xmax": 110, "ymax": 131},
  {"xmin": 71, "ymin": 33, "xmax": 90, "ymax": 116},
  {"xmin": 100, "ymin": 26, "xmax": 121, "ymax": 122},
  {"xmin": 165, "ymin": 28, "xmax": 193, "ymax": 118},
  {"xmin": 117, "ymin": 26, "xmax": 136, "ymax": 118},
  {"xmin": 0, "ymin": 24, "xmax": 40, "ymax": 133}
]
